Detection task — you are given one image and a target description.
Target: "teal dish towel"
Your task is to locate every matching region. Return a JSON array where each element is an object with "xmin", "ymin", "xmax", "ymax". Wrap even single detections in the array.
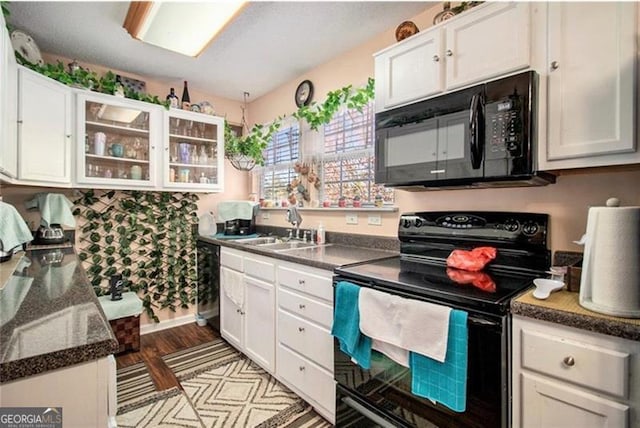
[
  {"xmin": 410, "ymin": 309, "xmax": 468, "ymax": 412},
  {"xmin": 331, "ymin": 281, "xmax": 371, "ymax": 369}
]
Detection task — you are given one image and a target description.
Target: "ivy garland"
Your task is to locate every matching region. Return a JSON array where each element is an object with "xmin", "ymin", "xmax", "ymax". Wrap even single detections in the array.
[{"xmin": 73, "ymin": 190, "xmax": 199, "ymax": 322}]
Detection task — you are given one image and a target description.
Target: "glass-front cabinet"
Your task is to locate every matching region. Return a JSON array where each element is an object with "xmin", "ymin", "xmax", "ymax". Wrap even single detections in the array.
[
  {"xmin": 164, "ymin": 109, "xmax": 224, "ymax": 192},
  {"xmin": 76, "ymin": 93, "xmax": 161, "ymax": 188}
]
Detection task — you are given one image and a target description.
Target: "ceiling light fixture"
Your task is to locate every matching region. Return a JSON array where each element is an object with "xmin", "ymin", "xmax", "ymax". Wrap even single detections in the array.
[{"xmin": 123, "ymin": 1, "xmax": 246, "ymax": 57}]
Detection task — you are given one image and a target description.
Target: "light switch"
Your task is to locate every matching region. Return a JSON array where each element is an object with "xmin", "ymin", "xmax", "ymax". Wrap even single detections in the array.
[
  {"xmin": 368, "ymin": 215, "xmax": 382, "ymax": 226},
  {"xmin": 346, "ymin": 214, "xmax": 358, "ymax": 225}
]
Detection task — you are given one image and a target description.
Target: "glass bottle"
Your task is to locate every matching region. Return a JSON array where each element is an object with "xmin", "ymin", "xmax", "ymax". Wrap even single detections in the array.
[
  {"xmin": 199, "ymin": 172, "xmax": 208, "ymax": 184},
  {"xmin": 166, "ymin": 88, "xmax": 179, "ymax": 108},
  {"xmin": 181, "ymin": 81, "xmax": 191, "ymax": 110},
  {"xmin": 199, "ymin": 145, "xmax": 208, "ymax": 165}
]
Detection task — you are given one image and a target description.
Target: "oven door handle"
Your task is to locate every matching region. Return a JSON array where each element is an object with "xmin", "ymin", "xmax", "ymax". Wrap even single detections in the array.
[
  {"xmin": 341, "ymin": 396, "xmax": 399, "ymax": 428},
  {"xmin": 468, "ymin": 315, "xmax": 500, "ymax": 327},
  {"xmin": 469, "ymin": 92, "xmax": 484, "ymax": 170}
]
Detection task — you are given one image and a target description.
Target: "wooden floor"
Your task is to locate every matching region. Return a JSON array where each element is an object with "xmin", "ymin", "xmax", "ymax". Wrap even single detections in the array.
[{"xmin": 116, "ymin": 322, "xmax": 219, "ymax": 391}]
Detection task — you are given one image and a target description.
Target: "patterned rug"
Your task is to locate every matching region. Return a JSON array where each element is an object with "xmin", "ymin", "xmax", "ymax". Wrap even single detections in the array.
[
  {"xmin": 116, "ymin": 387, "xmax": 203, "ymax": 428},
  {"xmin": 116, "ymin": 361, "xmax": 159, "ymax": 409},
  {"xmin": 162, "ymin": 338, "xmax": 243, "ymax": 379}
]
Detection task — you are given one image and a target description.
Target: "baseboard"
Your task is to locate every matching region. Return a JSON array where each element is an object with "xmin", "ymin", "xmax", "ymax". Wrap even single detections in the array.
[{"xmin": 140, "ymin": 314, "xmax": 194, "ymax": 335}]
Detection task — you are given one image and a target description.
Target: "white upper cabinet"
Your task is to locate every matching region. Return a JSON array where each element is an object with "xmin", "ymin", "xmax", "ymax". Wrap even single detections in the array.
[
  {"xmin": 374, "ymin": 2, "xmax": 530, "ymax": 112},
  {"xmin": 444, "ymin": 2, "xmax": 530, "ymax": 91},
  {"xmin": 539, "ymin": 2, "xmax": 637, "ymax": 169},
  {"xmin": 17, "ymin": 66, "xmax": 72, "ymax": 185},
  {"xmin": 0, "ymin": 14, "xmax": 18, "ymax": 179}
]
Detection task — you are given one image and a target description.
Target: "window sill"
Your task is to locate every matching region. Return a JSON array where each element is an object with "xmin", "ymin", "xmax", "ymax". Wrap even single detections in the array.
[{"xmin": 258, "ymin": 206, "xmax": 398, "ymax": 213}]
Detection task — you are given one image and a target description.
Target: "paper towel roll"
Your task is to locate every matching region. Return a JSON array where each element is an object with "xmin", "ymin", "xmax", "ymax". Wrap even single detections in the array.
[{"xmin": 579, "ymin": 204, "xmax": 640, "ymax": 318}]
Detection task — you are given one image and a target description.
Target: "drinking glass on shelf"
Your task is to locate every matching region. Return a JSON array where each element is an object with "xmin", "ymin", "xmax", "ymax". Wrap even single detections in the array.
[{"xmin": 172, "ymin": 118, "xmax": 181, "ymax": 135}]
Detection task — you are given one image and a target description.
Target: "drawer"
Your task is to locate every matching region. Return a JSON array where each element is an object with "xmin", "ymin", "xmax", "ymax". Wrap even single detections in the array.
[
  {"xmin": 278, "ymin": 309, "xmax": 333, "ymax": 371},
  {"xmin": 278, "ymin": 265, "xmax": 333, "ymax": 301},
  {"xmin": 277, "ymin": 343, "xmax": 335, "ymax": 413},
  {"xmin": 221, "ymin": 248, "xmax": 243, "ymax": 271},
  {"xmin": 244, "ymin": 255, "xmax": 275, "ymax": 283},
  {"xmin": 279, "ymin": 287, "xmax": 332, "ymax": 329},
  {"xmin": 520, "ymin": 327, "xmax": 630, "ymax": 398}
]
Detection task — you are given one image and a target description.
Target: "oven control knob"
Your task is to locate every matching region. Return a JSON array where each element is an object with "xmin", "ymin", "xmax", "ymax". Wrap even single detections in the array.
[
  {"xmin": 504, "ymin": 220, "xmax": 519, "ymax": 232},
  {"xmin": 522, "ymin": 222, "xmax": 539, "ymax": 236},
  {"xmin": 414, "ymin": 218, "xmax": 423, "ymax": 228},
  {"xmin": 402, "ymin": 218, "xmax": 412, "ymax": 228}
]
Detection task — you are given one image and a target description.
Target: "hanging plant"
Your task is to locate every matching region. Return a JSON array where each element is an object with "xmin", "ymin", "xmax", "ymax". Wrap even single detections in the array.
[
  {"xmin": 224, "ymin": 120, "xmax": 282, "ymax": 169},
  {"xmin": 73, "ymin": 189, "xmax": 199, "ymax": 322}
]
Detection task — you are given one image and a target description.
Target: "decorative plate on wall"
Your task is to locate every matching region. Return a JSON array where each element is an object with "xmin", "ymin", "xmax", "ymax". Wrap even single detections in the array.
[
  {"xmin": 395, "ymin": 21, "xmax": 419, "ymax": 42},
  {"xmin": 10, "ymin": 30, "xmax": 44, "ymax": 66}
]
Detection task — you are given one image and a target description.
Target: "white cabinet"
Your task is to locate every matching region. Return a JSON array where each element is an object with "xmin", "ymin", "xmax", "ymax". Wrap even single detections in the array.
[
  {"xmin": 76, "ymin": 92, "xmax": 161, "ymax": 188},
  {"xmin": 0, "ymin": 13, "xmax": 17, "ymax": 179},
  {"xmin": 17, "ymin": 66, "xmax": 72, "ymax": 185},
  {"xmin": 512, "ymin": 315, "xmax": 640, "ymax": 428},
  {"xmin": 220, "ymin": 248, "xmax": 276, "ymax": 373},
  {"xmin": 374, "ymin": 2, "xmax": 530, "ymax": 112},
  {"xmin": 164, "ymin": 109, "xmax": 224, "ymax": 191},
  {"xmin": 276, "ymin": 261, "xmax": 335, "ymax": 423},
  {"xmin": 537, "ymin": 2, "xmax": 638, "ymax": 170}
]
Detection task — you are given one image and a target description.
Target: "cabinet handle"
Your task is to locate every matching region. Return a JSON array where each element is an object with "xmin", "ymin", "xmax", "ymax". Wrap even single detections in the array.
[
  {"xmin": 551, "ymin": 61, "xmax": 559, "ymax": 70},
  {"xmin": 17, "ymin": 120, "xmax": 23, "ymax": 124},
  {"xmin": 432, "ymin": 55, "xmax": 440, "ymax": 62},
  {"xmin": 66, "ymin": 134, "xmax": 72, "ymax": 139},
  {"xmin": 562, "ymin": 356, "xmax": 575, "ymax": 367},
  {"xmin": 298, "ymin": 327, "xmax": 305, "ymax": 332},
  {"xmin": 298, "ymin": 304, "xmax": 306, "ymax": 309},
  {"xmin": 299, "ymin": 366, "xmax": 305, "ymax": 371},
  {"xmin": 298, "ymin": 279, "xmax": 305, "ymax": 285},
  {"xmin": 446, "ymin": 49, "xmax": 453, "ymax": 57}
]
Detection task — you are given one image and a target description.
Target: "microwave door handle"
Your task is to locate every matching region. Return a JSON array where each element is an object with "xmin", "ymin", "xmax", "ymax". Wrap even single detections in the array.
[{"xmin": 469, "ymin": 93, "xmax": 483, "ymax": 169}]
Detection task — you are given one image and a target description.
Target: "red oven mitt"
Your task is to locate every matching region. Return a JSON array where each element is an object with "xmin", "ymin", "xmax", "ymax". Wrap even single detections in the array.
[
  {"xmin": 446, "ymin": 268, "xmax": 497, "ymax": 293},
  {"xmin": 446, "ymin": 246, "xmax": 497, "ymax": 272}
]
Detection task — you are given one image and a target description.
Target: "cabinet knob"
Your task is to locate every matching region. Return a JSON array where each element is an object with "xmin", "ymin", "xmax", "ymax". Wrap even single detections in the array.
[
  {"xmin": 298, "ymin": 279, "xmax": 305, "ymax": 285},
  {"xmin": 563, "ymin": 356, "xmax": 575, "ymax": 367},
  {"xmin": 446, "ymin": 49, "xmax": 453, "ymax": 57},
  {"xmin": 432, "ymin": 55, "xmax": 440, "ymax": 62},
  {"xmin": 551, "ymin": 61, "xmax": 559, "ymax": 70},
  {"xmin": 298, "ymin": 304, "xmax": 306, "ymax": 309},
  {"xmin": 236, "ymin": 308, "xmax": 241, "ymax": 314},
  {"xmin": 298, "ymin": 327, "xmax": 305, "ymax": 332},
  {"xmin": 66, "ymin": 134, "xmax": 72, "ymax": 139},
  {"xmin": 299, "ymin": 366, "xmax": 305, "ymax": 371}
]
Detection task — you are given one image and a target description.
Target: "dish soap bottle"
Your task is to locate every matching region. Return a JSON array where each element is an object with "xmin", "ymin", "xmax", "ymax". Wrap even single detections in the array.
[{"xmin": 317, "ymin": 223, "xmax": 325, "ymax": 244}]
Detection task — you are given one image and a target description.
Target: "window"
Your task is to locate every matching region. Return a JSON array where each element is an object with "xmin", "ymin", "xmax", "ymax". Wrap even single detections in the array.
[
  {"xmin": 322, "ymin": 102, "xmax": 394, "ymax": 204},
  {"xmin": 259, "ymin": 122, "xmax": 300, "ymax": 202}
]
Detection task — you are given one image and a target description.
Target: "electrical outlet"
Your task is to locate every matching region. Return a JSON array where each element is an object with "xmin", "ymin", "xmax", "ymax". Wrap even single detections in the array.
[
  {"xmin": 368, "ymin": 215, "xmax": 382, "ymax": 226},
  {"xmin": 262, "ymin": 212, "xmax": 270, "ymax": 220},
  {"xmin": 346, "ymin": 214, "xmax": 358, "ymax": 225}
]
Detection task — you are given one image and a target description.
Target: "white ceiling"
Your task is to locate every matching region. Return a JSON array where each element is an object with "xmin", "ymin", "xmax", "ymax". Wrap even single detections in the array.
[{"xmin": 7, "ymin": 1, "xmax": 432, "ymax": 102}]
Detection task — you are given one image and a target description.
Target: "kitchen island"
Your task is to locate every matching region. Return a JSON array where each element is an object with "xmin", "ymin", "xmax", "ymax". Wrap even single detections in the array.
[{"xmin": 0, "ymin": 247, "xmax": 118, "ymax": 427}]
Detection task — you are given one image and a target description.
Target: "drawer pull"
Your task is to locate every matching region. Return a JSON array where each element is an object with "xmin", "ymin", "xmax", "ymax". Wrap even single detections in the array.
[
  {"xmin": 563, "ymin": 356, "xmax": 575, "ymax": 367},
  {"xmin": 299, "ymin": 366, "xmax": 305, "ymax": 371},
  {"xmin": 298, "ymin": 279, "xmax": 306, "ymax": 285},
  {"xmin": 298, "ymin": 327, "xmax": 305, "ymax": 332},
  {"xmin": 299, "ymin": 304, "xmax": 306, "ymax": 309}
]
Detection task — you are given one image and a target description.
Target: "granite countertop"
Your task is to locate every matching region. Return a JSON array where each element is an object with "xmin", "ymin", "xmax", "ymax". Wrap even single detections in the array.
[
  {"xmin": 512, "ymin": 289, "xmax": 640, "ymax": 341},
  {"xmin": 198, "ymin": 235, "xmax": 399, "ymax": 270},
  {"xmin": 0, "ymin": 248, "xmax": 118, "ymax": 383}
]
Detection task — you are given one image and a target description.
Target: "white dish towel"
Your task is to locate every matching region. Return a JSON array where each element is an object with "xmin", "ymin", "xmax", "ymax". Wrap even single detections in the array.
[
  {"xmin": 221, "ymin": 267, "xmax": 244, "ymax": 309},
  {"xmin": 359, "ymin": 288, "xmax": 452, "ymax": 365}
]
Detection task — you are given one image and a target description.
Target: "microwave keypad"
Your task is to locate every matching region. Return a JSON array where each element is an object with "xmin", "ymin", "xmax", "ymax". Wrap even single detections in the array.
[{"xmin": 486, "ymin": 99, "xmax": 522, "ymax": 159}]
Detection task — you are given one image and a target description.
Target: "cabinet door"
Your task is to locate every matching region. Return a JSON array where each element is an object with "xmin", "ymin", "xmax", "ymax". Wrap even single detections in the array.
[
  {"xmin": 76, "ymin": 93, "xmax": 160, "ymax": 188},
  {"xmin": 546, "ymin": 2, "xmax": 636, "ymax": 162},
  {"xmin": 220, "ymin": 266, "xmax": 243, "ymax": 350},
  {"xmin": 445, "ymin": 2, "xmax": 530, "ymax": 91},
  {"xmin": 374, "ymin": 27, "xmax": 444, "ymax": 112},
  {"xmin": 519, "ymin": 372, "xmax": 629, "ymax": 428},
  {"xmin": 164, "ymin": 110, "xmax": 224, "ymax": 192},
  {"xmin": 244, "ymin": 276, "xmax": 275, "ymax": 373},
  {"xmin": 0, "ymin": 16, "xmax": 17, "ymax": 179},
  {"xmin": 18, "ymin": 67, "xmax": 71, "ymax": 184}
]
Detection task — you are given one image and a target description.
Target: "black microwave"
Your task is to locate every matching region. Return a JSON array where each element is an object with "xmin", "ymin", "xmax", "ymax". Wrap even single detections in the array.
[{"xmin": 375, "ymin": 71, "xmax": 555, "ymax": 189}]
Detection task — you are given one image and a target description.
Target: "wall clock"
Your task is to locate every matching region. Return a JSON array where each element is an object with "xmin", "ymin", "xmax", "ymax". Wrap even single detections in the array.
[{"xmin": 295, "ymin": 80, "xmax": 314, "ymax": 108}]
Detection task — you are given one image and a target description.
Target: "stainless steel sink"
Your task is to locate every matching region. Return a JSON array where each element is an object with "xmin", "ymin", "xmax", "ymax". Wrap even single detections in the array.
[
  {"xmin": 232, "ymin": 237, "xmax": 282, "ymax": 246},
  {"xmin": 259, "ymin": 241, "xmax": 318, "ymax": 251}
]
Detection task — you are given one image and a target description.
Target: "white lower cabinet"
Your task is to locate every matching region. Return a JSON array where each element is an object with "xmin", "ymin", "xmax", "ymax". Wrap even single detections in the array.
[
  {"xmin": 512, "ymin": 315, "xmax": 640, "ymax": 428},
  {"xmin": 219, "ymin": 248, "xmax": 335, "ymax": 423},
  {"xmin": 220, "ymin": 248, "xmax": 276, "ymax": 373}
]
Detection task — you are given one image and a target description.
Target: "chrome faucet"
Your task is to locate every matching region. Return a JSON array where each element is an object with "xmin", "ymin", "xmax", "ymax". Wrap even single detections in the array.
[{"xmin": 286, "ymin": 206, "xmax": 303, "ymax": 239}]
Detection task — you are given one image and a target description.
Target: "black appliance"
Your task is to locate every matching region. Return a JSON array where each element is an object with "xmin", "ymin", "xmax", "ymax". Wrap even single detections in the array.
[
  {"xmin": 197, "ymin": 239, "xmax": 220, "ymax": 332},
  {"xmin": 375, "ymin": 71, "xmax": 555, "ymax": 189},
  {"xmin": 224, "ymin": 218, "xmax": 255, "ymax": 236},
  {"xmin": 333, "ymin": 211, "xmax": 550, "ymax": 428}
]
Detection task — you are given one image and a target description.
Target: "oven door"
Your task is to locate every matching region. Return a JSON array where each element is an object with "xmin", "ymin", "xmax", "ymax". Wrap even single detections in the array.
[
  {"xmin": 333, "ymin": 279, "xmax": 508, "ymax": 428},
  {"xmin": 374, "ymin": 85, "xmax": 484, "ymax": 187}
]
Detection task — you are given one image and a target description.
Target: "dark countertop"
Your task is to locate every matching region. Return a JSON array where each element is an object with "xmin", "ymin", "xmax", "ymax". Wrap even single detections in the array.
[
  {"xmin": 198, "ymin": 235, "xmax": 399, "ymax": 271},
  {"xmin": 0, "ymin": 248, "xmax": 118, "ymax": 383},
  {"xmin": 512, "ymin": 289, "xmax": 640, "ymax": 342}
]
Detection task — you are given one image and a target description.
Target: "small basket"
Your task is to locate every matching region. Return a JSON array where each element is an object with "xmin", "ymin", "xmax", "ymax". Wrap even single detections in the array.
[{"xmin": 109, "ymin": 315, "xmax": 140, "ymax": 353}]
